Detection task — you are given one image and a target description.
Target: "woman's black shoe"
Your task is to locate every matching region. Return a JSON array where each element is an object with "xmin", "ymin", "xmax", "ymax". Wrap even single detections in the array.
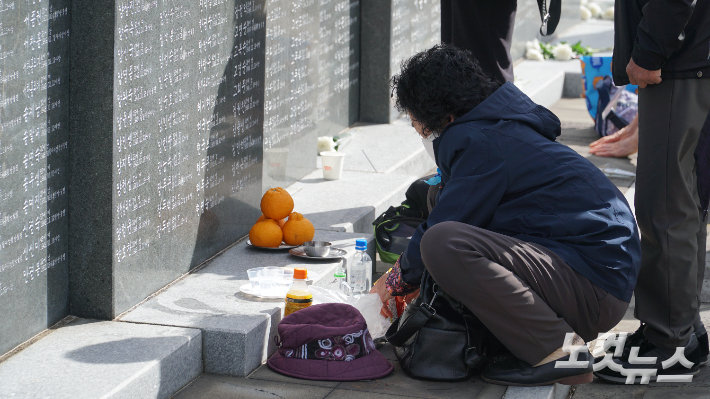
[{"xmin": 481, "ymin": 350, "xmax": 593, "ymax": 387}]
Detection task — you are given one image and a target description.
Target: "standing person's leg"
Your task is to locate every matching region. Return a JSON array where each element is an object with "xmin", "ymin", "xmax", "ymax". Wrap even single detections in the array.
[
  {"xmin": 420, "ymin": 222, "xmax": 628, "ymax": 366},
  {"xmin": 440, "ymin": 0, "xmax": 452, "ymax": 44},
  {"xmin": 440, "ymin": 0, "xmax": 516, "ymax": 84},
  {"xmin": 634, "ymin": 79, "xmax": 710, "ymax": 350}
]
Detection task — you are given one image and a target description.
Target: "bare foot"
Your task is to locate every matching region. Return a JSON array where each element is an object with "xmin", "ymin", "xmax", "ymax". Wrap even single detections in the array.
[{"xmin": 590, "ymin": 114, "xmax": 639, "ymax": 157}]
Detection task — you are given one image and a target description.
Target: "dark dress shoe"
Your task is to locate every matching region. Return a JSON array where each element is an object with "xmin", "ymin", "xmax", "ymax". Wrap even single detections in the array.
[
  {"xmin": 481, "ymin": 349, "xmax": 593, "ymax": 387},
  {"xmin": 594, "ymin": 333, "xmax": 701, "ymax": 384}
]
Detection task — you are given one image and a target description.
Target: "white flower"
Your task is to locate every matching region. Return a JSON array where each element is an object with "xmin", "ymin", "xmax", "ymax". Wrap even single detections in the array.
[
  {"xmin": 580, "ymin": 5, "xmax": 592, "ymax": 20},
  {"xmin": 317, "ymin": 136, "xmax": 336, "ymax": 153},
  {"xmin": 587, "ymin": 2, "xmax": 602, "ymax": 18},
  {"xmin": 552, "ymin": 43, "xmax": 574, "ymax": 61},
  {"xmin": 526, "ymin": 39, "xmax": 540, "ymax": 51},
  {"xmin": 603, "ymin": 6, "xmax": 614, "ymax": 20},
  {"xmin": 526, "ymin": 48, "xmax": 545, "ymax": 61},
  {"xmin": 580, "ymin": 0, "xmax": 588, "ymax": 5}
]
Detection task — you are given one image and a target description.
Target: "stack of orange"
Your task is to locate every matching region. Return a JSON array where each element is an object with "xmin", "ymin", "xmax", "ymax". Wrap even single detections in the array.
[{"xmin": 249, "ymin": 187, "xmax": 315, "ymax": 247}]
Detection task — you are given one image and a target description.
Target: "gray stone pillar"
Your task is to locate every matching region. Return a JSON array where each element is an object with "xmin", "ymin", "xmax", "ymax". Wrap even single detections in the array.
[
  {"xmin": 360, "ymin": 0, "xmax": 441, "ymax": 124},
  {"xmin": 0, "ymin": 0, "xmax": 71, "ymax": 355}
]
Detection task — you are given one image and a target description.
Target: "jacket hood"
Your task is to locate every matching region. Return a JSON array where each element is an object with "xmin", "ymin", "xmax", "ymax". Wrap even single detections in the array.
[{"xmin": 442, "ymin": 82, "xmax": 561, "ymax": 142}]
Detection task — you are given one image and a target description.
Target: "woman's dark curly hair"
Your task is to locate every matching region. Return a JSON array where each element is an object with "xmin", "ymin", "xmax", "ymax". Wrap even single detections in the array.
[{"xmin": 391, "ymin": 44, "xmax": 502, "ymax": 135}]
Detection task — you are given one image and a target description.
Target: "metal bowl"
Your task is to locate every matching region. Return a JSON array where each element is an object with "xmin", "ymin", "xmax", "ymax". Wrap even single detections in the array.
[{"xmin": 302, "ymin": 241, "xmax": 332, "ymax": 257}]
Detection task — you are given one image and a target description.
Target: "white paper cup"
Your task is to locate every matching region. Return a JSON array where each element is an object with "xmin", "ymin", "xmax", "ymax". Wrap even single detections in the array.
[{"xmin": 321, "ymin": 151, "xmax": 345, "ymax": 180}]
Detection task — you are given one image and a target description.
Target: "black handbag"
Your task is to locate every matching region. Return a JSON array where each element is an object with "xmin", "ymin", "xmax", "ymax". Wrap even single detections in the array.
[{"xmin": 385, "ymin": 270, "xmax": 509, "ymax": 381}]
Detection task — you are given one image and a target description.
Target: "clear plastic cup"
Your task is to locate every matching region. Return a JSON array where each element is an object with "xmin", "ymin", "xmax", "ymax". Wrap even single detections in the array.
[
  {"xmin": 247, "ymin": 267, "xmax": 264, "ymax": 294},
  {"xmin": 275, "ymin": 279, "xmax": 293, "ymax": 296},
  {"xmin": 258, "ymin": 267, "xmax": 284, "ymax": 296}
]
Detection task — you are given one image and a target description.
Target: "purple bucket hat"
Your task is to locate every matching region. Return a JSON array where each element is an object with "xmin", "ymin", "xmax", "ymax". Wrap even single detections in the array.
[{"xmin": 267, "ymin": 303, "xmax": 393, "ymax": 381}]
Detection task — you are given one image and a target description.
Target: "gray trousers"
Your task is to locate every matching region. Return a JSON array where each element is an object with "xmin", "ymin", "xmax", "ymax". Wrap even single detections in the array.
[
  {"xmin": 420, "ymin": 222, "xmax": 628, "ymax": 365},
  {"xmin": 635, "ymin": 78, "xmax": 710, "ymax": 350}
]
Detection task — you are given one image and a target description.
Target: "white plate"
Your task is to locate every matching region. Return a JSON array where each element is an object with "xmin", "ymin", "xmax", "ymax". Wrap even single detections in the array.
[
  {"xmin": 246, "ymin": 240, "xmax": 297, "ymax": 250},
  {"xmin": 240, "ymin": 283, "xmax": 288, "ymax": 299},
  {"xmin": 240, "ymin": 270, "xmax": 321, "ymax": 299}
]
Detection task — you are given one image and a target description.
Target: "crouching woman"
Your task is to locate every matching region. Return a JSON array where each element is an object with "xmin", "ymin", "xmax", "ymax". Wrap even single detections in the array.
[{"xmin": 372, "ymin": 45, "xmax": 640, "ymax": 386}]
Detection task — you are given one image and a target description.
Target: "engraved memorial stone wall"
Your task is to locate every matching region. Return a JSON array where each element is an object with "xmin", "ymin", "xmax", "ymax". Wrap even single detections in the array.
[
  {"xmin": 0, "ymin": 0, "xmax": 71, "ymax": 355},
  {"xmin": 69, "ymin": 0, "xmax": 265, "ymax": 318},
  {"xmin": 262, "ymin": 0, "xmax": 360, "ymax": 189},
  {"xmin": 360, "ymin": 0, "xmax": 440, "ymax": 124}
]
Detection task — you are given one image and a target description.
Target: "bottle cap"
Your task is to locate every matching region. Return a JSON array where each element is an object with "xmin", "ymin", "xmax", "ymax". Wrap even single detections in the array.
[
  {"xmin": 355, "ymin": 238, "xmax": 367, "ymax": 250},
  {"xmin": 294, "ymin": 267, "xmax": 308, "ymax": 280}
]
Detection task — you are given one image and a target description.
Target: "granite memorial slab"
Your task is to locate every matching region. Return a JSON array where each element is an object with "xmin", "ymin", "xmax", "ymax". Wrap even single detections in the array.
[
  {"xmin": 68, "ymin": 0, "xmax": 266, "ymax": 319},
  {"xmin": 0, "ymin": 0, "xmax": 71, "ymax": 355}
]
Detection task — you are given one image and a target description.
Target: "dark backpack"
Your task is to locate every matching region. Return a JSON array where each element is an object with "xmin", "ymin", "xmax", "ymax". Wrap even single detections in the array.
[{"xmin": 372, "ymin": 179, "xmax": 430, "ymax": 264}]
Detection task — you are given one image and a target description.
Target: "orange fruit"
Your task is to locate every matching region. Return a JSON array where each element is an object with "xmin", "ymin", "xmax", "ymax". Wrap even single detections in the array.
[
  {"xmin": 260, "ymin": 187, "xmax": 294, "ymax": 220},
  {"xmin": 256, "ymin": 214, "xmax": 286, "ymax": 228},
  {"xmin": 282, "ymin": 212, "xmax": 315, "ymax": 245},
  {"xmin": 249, "ymin": 218, "xmax": 283, "ymax": 247}
]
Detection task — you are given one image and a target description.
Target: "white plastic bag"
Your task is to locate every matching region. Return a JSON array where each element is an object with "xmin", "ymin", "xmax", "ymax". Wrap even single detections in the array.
[{"xmin": 310, "ymin": 286, "xmax": 392, "ymax": 339}]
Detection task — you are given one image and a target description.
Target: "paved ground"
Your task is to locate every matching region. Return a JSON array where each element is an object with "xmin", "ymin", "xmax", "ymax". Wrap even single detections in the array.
[{"xmin": 172, "ymin": 99, "xmax": 710, "ymax": 398}]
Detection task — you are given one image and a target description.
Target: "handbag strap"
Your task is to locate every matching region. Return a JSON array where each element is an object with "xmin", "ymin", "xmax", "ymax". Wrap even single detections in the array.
[
  {"xmin": 385, "ymin": 301, "xmax": 436, "ymax": 346},
  {"xmin": 386, "ymin": 278, "xmax": 439, "ymax": 346}
]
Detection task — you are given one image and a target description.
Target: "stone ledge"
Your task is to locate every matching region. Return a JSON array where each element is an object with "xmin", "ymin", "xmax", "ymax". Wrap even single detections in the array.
[
  {"xmin": 119, "ymin": 230, "xmax": 376, "ymax": 377},
  {"xmin": 0, "ymin": 318, "xmax": 202, "ymax": 399},
  {"xmin": 287, "ymin": 170, "xmax": 422, "ymax": 234},
  {"xmin": 514, "ymin": 60, "xmax": 582, "ymax": 108}
]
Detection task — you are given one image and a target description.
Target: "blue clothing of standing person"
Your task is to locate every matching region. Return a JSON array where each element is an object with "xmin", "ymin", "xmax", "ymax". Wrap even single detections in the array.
[{"xmin": 371, "ymin": 44, "xmax": 641, "ymax": 387}]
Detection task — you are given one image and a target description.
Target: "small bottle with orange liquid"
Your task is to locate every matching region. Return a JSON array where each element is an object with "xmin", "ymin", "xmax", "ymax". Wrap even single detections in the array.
[{"xmin": 284, "ymin": 267, "xmax": 313, "ymax": 317}]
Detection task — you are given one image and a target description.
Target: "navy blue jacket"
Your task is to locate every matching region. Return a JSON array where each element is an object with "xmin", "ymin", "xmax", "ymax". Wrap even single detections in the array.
[{"xmin": 400, "ymin": 82, "xmax": 641, "ymax": 302}]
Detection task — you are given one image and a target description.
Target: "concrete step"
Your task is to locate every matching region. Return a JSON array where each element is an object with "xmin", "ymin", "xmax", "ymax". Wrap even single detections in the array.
[
  {"xmin": 0, "ymin": 318, "xmax": 201, "ymax": 399},
  {"xmin": 514, "ymin": 59, "xmax": 583, "ymax": 107},
  {"xmin": 338, "ymin": 119, "xmax": 436, "ymax": 176},
  {"xmin": 514, "ymin": 19, "xmax": 616, "ymax": 103},
  {"xmin": 287, "ymin": 169, "xmax": 420, "ymax": 234},
  {"xmin": 119, "ymin": 230, "xmax": 376, "ymax": 378}
]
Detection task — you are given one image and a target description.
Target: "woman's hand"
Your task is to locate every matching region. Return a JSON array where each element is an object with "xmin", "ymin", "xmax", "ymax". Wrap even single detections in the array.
[
  {"xmin": 371, "ymin": 273, "xmax": 394, "ymax": 318},
  {"xmin": 403, "ymin": 289, "xmax": 420, "ymax": 305}
]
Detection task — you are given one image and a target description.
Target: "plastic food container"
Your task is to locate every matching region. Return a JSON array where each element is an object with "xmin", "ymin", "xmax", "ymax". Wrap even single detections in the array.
[{"xmin": 247, "ymin": 267, "xmax": 289, "ymax": 297}]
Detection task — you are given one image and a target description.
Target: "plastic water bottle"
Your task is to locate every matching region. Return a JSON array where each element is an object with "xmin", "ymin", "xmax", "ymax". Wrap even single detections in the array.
[
  {"xmin": 334, "ymin": 258, "xmax": 350, "ymax": 296},
  {"xmin": 350, "ymin": 239, "xmax": 372, "ymax": 296}
]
